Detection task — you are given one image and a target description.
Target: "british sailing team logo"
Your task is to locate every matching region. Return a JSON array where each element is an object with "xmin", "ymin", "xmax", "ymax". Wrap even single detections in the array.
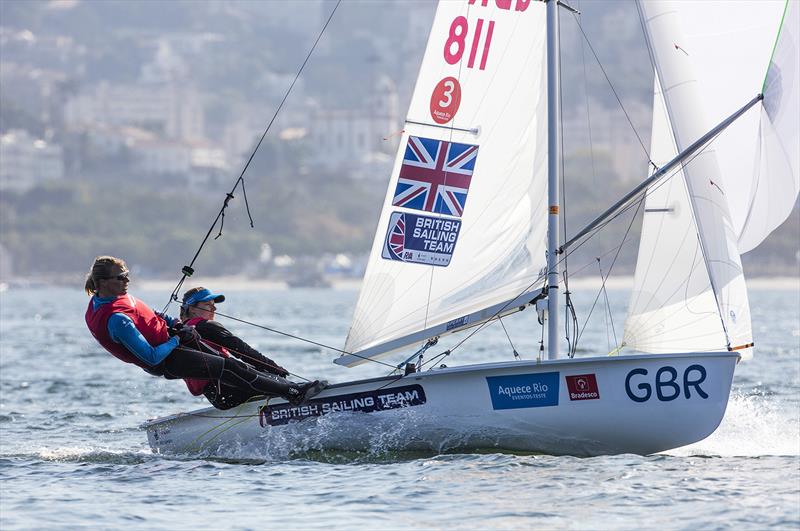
[
  {"xmin": 382, "ymin": 212, "xmax": 462, "ymax": 267},
  {"xmin": 383, "ymin": 135, "xmax": 476, "ymax": 267}
]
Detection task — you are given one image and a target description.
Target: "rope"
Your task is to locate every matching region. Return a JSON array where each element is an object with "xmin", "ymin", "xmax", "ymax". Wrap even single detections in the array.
[
  {"xmin": 210, "ymin": 309, "xmax": 398, "ymax": 370},
  {"xmin": 161, "ymin": 0, "xmax": 343, "ymax": 313}
]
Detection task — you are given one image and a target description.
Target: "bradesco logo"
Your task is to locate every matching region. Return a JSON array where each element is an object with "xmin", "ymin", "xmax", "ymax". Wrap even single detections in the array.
[
  {"xmin": 486, "ymin": 372, "xmax": 559, "ymax": 410},
  {"xmin": 565, "ymin": 374, "xmax": 600, "ymax": 401}
]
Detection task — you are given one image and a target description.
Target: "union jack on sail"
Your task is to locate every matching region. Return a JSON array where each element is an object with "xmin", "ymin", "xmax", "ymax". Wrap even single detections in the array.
[{"xmin": 392, "ymin": 135, "xmax": 479, "ymax": 217}]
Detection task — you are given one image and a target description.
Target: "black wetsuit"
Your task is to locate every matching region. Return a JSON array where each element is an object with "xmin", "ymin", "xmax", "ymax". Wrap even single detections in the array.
[
  {"xmin": 192, "ymin": 320, "xmax": 290, "ymax": 410},
  {"xmin": 195, "ymin": 320, "xmax": 289, "ymax": 377},
  {"xmin": 146, "ymin": 343, "xmax": 302, "ymax": 410}
]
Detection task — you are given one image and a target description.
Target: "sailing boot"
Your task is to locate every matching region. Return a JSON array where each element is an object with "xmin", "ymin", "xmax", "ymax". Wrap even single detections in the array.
[{"xmin": 287, "ymin": 380, "xmax": 328, "ymax": 406}]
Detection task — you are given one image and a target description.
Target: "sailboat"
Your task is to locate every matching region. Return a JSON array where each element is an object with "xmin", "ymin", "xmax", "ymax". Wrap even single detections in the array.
[{"xmin": 144, "ymin": 0, "xmax": 798, "ymax": 457}]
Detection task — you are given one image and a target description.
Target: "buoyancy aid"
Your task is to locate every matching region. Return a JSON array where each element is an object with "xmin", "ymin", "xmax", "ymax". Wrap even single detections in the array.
[
  {"xmin": 85, "ymin": 294, "xmax": 170, "ymax": 369},
  {"xmin": 182, "ymin": 317, "xmax": 231, "ymax": 396}
]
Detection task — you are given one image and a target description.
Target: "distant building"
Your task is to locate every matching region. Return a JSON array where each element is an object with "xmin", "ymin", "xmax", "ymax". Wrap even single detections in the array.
[
  {"xmin": 562, "ymin": 100, "xmax": 651, "ymax": 183},
  {"xmin": 0, "ymin": 129, "xmax": 64, "ymax": 191},
  {"xmin": 127, "ymin": 137, "xmax": 227, "ymax": 179},
  {"xmin": 63, "ymin": 81, "xmax": 204, "ymax": 142},
  {"xmin": 308, "ymin": 75, "xmax": 401, "ymax": 180}
]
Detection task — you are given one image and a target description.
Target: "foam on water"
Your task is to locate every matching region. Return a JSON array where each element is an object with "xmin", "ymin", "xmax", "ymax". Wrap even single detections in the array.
[{"xmin": 670, "ymin": 392, "xmax": 800, "ymax": 457}]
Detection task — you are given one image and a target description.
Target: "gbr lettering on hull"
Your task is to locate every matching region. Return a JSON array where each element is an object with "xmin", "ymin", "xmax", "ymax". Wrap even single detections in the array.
[{"xmin": 625, "ymin": 364, "xmax": 709, "ymax": 403}]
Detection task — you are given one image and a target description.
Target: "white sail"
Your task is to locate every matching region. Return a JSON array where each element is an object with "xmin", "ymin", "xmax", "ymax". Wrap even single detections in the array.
[
  {"xmin": 639, "ymin": 0, "xmax": 797, "ymax": 252},
  {"xmin": 633, "ymin": 1, "xmax": 754, "ymax": 354},
  {"xmin": 748, "ymin": 0, "xmax": 800, "ymax": 252},
  {"xmin": 623, "ymin": 77, "xmax": 731, "ymax": 354},
  {"xmin": 340, "ymin": 1, "xmax": 549, "ymax": 367}
]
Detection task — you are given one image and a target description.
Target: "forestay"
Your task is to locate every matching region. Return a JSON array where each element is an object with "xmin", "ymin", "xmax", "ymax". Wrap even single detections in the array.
[{"xmin": 339, "ymin": 0, "xmax": 549, "ymax": 367}]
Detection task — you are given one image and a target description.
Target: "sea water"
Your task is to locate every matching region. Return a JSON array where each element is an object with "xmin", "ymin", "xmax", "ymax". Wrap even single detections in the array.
[{"xmin": 1, "ymin": 285, "xmax": 798, "ymax": 529}]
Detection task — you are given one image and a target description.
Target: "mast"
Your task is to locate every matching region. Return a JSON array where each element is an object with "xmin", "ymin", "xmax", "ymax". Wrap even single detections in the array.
[{"xmin": 545, "ymin": 0, "xmax": 561, "ymax": 360}]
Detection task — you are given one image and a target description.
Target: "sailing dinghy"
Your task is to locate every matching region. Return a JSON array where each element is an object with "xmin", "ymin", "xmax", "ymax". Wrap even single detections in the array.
[{"xmin": 144, "ymin": 0, "xmax": 798, "ymax": 457}]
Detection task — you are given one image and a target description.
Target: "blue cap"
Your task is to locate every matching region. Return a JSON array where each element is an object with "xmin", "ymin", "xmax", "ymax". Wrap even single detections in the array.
[{"xmin": 182, "ymin": 288, "xmax": 225, "ymax": 309}]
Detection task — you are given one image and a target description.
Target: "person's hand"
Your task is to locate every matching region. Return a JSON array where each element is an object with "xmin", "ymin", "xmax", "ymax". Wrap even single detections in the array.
[
  {"xmin": 177, "ymin": 325, "xmax": 201, "ymax": 345},
  {"xmin": 156, "ymin": 312, "xmax": 178, "ymax": 327}
]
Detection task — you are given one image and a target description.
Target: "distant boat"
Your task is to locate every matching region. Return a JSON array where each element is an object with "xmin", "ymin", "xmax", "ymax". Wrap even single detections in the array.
[
  {"xmin": 144, "ymin": 0, "xmax": 798, "ymax": 456},
  {"xmin": 286, "ymin": 271, "xmax": 331, "ymax": 289}
]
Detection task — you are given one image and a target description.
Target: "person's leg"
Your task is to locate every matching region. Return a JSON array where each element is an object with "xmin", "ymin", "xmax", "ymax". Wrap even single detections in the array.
[
  {"xmin": 203, "ymin": 382, "xmax": 255, "ymax": 410},
  {"xmin": 159, "ymin": 346, "xmax": 323, "ymax": 404}
]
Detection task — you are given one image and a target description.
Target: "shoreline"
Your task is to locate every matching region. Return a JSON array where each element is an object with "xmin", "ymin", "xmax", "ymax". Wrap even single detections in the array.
[
  {"xmin": 137, "ymin": 274, "xmax": 800, "ymax": 291},
  {"xmin": 1, "ymin": 275, "xmax": 797, "ymax": 292}
]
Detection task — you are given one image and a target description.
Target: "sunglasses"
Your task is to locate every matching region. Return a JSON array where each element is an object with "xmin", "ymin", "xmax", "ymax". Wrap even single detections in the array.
[{"xmin": 102, "ymin": 273, "xmax": 130, "ymax": 281}]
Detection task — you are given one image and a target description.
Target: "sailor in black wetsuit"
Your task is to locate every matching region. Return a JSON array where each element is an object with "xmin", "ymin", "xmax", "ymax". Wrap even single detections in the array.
[{"xmin": 179, "ymin": 286, "xmax": 323, "ymax": 410}]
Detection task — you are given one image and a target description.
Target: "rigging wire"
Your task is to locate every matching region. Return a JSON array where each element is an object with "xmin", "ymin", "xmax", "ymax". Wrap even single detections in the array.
[
  {"xmin": 595, "ymin": 257, "xmax": 618, "ymax": 350},
  {"xmin": 209, "ymin": 309, "xmax": 398, "ymax": 370},
  {"xmin": 161, "ymin": 0, "xmax": 343, "ymax": 313},
  {"xmin": 576, "ymin": 196, "xmax": 644, "ymax": 347},
  {"xmin": 559, "ymin": 1, "xmax": 579, "ymax": 360},
  {"xmin": 499, "ymin": 317, "xmax": 521, "ymax": 360},
  {"xmin": 569, "ymin": 11, "xmax": 654, "ymax": 167}
]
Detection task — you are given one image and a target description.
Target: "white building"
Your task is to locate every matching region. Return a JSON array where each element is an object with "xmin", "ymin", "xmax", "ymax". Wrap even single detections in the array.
[
  {"xmin": 0, "ymin": 130, "xmax": 64, "ymax": 191},
  {"xmin": 64, "ymin": 81, "xmax": 204, "ymax": 142},
  {"xmin": 308, "ymin": 75, "xmax": 401, "ymax": 180},
  {"xmin": 126, "ymin": 136, "xmax": 227, "ymax": 181}
]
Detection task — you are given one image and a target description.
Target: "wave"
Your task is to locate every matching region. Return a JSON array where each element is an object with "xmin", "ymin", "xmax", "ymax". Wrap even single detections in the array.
[{"xmin": 667, "ymin": 391, "xmax": 800, "ymax": 457}]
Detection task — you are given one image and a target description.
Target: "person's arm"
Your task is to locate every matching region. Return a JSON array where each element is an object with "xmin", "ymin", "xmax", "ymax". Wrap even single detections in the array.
[
  {"xmin": 108, "ymin": 313, "xmax": 179, "ymax": 366},
  {"xmin": 197, "ymin": 320, "xmax": 289, "ymax": 376},
  {"xmin": 155, "ymin": 312, "xmax": 180, "ymax": 328}
]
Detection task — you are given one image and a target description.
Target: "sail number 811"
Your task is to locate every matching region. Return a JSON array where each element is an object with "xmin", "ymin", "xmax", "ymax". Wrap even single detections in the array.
[
  {"xmin": 444, "ymin": 16, "xmax": 495, "ymax": 70},
  {"xmin": 625, "ymin": 365, "xmax": 708, "ymax": 402}
]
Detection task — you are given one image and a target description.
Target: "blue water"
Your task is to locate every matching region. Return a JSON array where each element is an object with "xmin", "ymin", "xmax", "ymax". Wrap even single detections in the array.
[{"xmin": 1, "ymin": 286, "xmax": 798, "ymax": 529}]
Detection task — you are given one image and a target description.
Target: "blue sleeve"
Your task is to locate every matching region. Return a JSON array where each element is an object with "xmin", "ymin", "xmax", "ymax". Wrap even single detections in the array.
[
  {"xmin": 107, "ymin": 313, "xmax": 179, "ymax": 366},
  {"xmin": 155, "ymin": 312, "xmax": 180, "ymax": 328}
]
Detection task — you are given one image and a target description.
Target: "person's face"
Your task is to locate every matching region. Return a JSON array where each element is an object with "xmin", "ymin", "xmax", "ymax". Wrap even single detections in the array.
[
  {"xmin": 191, "ymin": 300, "xmax": 216, "ymax": 321},
  {"xmin": 97, "ymin": 264, "xmax": 129, "ymax": 297}
]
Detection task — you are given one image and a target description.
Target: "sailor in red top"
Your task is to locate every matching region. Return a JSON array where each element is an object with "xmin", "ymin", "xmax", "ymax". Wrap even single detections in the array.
[{"xmin": 83, "ymin": 256, "xmax": 325, "ymax": 407}]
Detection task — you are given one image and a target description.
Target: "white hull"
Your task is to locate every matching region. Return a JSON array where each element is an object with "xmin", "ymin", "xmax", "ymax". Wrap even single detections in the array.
[{"xmin": 143, "ymin": 352, "xmax": 739, "ymax": 457}]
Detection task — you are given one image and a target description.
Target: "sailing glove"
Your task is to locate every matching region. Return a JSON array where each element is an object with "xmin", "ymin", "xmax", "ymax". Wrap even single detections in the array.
[{"xmin": 176, "ymin": 325, "xmax": 201, "ymax": 345}]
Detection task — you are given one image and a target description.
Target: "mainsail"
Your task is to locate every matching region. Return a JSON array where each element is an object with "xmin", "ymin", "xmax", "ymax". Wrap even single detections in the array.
[
  {"xmin": 626, "ymin": 0, "xmax": 799, "ymax": 356},
  {"xmin": 339, "ymin": 1, "xmax": 549, "ymax": 366}
]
